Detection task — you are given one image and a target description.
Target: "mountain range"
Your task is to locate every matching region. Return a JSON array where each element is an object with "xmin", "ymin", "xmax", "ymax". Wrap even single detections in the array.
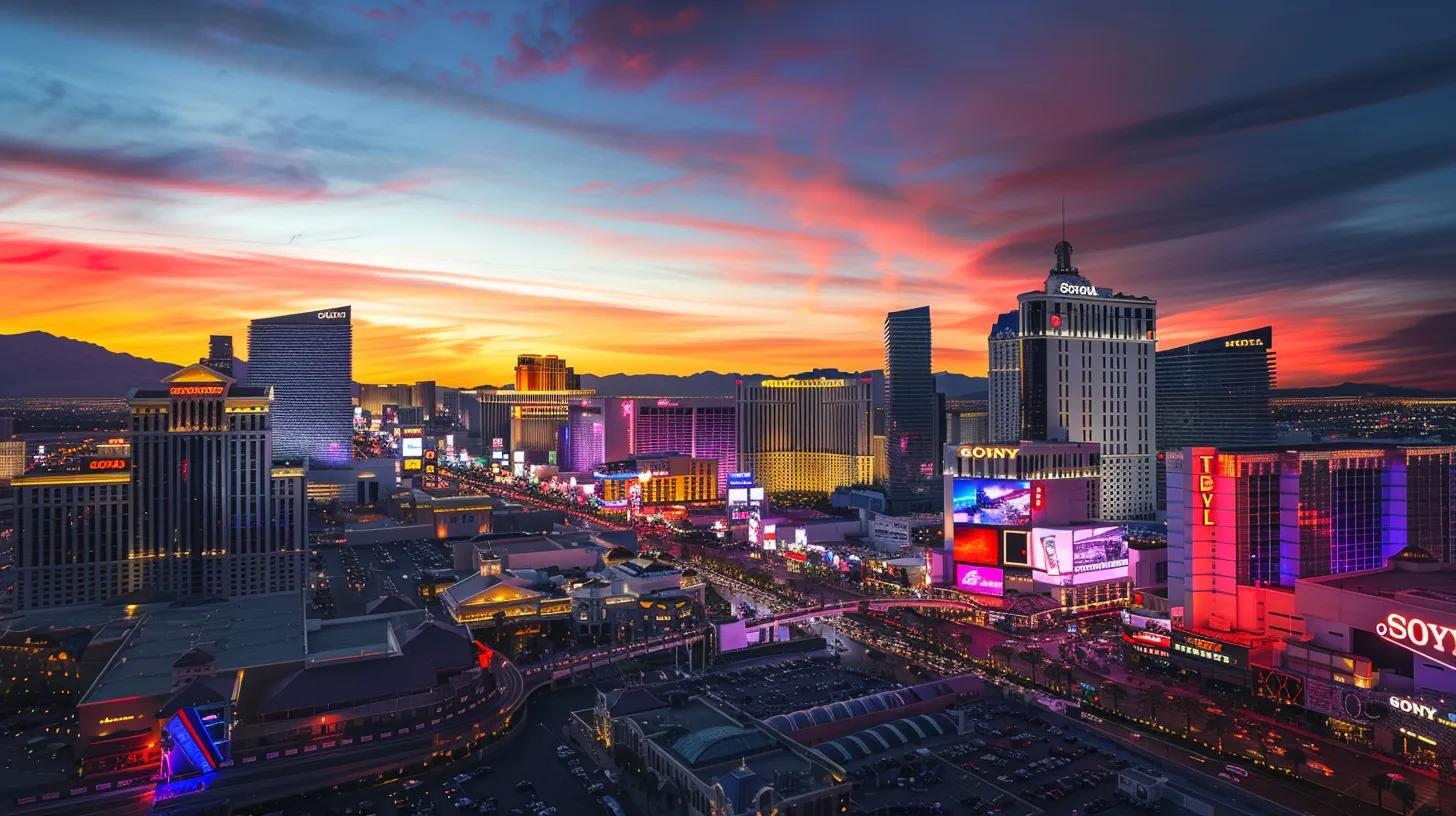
[{"xmin": 0, "ymin": 331, "xmax": 1442, "ymax": 400}]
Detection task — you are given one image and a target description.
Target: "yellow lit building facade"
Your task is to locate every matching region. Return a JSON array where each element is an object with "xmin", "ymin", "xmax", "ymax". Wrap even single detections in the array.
[{"xmin": 737, "ymin": 377, "xmax": 874, "ymax": 494}]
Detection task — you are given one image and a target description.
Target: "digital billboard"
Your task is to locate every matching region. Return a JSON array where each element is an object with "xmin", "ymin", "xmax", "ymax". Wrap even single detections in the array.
[
  {"xmin": 1120, "ymin": 610, "xmax": 1171, "ymax": 651},
  {"xmin": 1032, "ymin": 526, "xmax": 1130, "ymax": 585},
  {"xmin": 952, "ymin": 525, "xmax": 999, "ymax": 566},
  {"xmin": 950, "ymin": 478, "xmax": 1031, "ymax": 526},
  {"xmin": 1072, "ymin": 526, "xmax": 1128, "ymax": 573},
  {"xmin": 401, "ymin": 437, "xmax": 424, "ymax": 458},
  {"xmin": 955, "ymin": 564, "xmax": 1005, "ymax": 596}
]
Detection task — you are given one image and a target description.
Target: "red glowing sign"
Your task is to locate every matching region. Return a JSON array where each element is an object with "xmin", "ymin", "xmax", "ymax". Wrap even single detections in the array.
[
  {"xmin": 1196, "ymin": 453, "xmax": 1215, "ymax": 526},
  {"xmin": 87, "ymin": 459, "xmax": 128, "ymax": 471},
  {"xmin": 1031, "ymin": 482, "xmax": 1046, "ymax": 511},
  {"xmin": 169, "ymin": 385, "xmax": 224, "ymax": 397},
  {"xmin": 953, "ymin": 526, "xmax": 999, "ymax": 566}
]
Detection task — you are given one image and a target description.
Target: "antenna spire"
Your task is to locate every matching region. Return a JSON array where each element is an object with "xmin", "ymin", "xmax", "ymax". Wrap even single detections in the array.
[{"xmin": 1060, "ymin": 197, "xmax": 1066, "ymax": 242}]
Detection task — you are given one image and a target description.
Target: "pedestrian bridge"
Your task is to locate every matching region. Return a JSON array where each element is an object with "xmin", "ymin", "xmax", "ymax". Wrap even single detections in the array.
[{"xmin": 744, "ymin": 597, "xmax": 983, "ymax": 632}]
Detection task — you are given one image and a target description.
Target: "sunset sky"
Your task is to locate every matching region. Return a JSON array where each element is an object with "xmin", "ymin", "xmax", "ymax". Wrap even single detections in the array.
[{"xmin": 2, "ymin": 2, "xmax": 1454, "ymax": 388}]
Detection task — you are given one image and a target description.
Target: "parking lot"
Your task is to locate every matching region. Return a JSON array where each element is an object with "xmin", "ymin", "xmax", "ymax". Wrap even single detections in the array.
[
  {"xmin": 309, "ymin": 540, "xmax": 456, "ymax": 620},
  {"xmin": 838, "ymin": 698, "xmax": 1154, "ymax": 816},
  {"xmin": 687, "ymin": 655, "xmax": 900, "ymax": 719}
]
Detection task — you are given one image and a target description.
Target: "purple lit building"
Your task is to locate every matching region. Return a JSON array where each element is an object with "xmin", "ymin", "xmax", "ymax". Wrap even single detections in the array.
[{"xmin": 564, "ymin": 397, "xmax": 736, "ymax": 495}]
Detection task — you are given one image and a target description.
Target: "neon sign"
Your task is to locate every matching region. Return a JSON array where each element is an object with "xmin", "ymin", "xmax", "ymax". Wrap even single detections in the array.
[
  {"xmin": 1196, "ymin": 453, "xmax": 1215, "ymax": 526},
  {"xmin": 1377, "ymin": 613, "xmax": 1456, "ymax": 672},
  {"xmin": 88, "ymin": 459, "xmax": 128, "ymax": 471},
  {"xmin": 655, "ymin": 399, "xmax": 679, "ymax": 408},
  {"xmin": 169, "ymin": 385, "xmax": 225, "ymax": 397},
  {"xmin": 958, "ymin": 445, "xmax": 1020, "ymax": 460}
]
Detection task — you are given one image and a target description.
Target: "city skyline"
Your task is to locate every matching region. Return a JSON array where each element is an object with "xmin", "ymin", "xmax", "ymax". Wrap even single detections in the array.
[{"xmin": 2, "ymin": 3, "xmax": 1454, "ymax": 387}]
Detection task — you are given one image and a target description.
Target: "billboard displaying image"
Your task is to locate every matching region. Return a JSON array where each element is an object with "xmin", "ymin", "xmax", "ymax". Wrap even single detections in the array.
[
  {"xmin": 950, "ymin": 478, "xmax": 1031, "ymax": 526},
  {"xmin": 1072, "ymin": 526, "xmax": 1128, "ymax": 573},
  {"xmin": 1033, "ymin": 526, "xmax": 1130, "ymax": 585},
  {"xmin": 953, "ymin": 525, "xmax": 1000, "ymax": 565},
  {"xmin": 955, "ymin": 564, "xmax": 1005, "ymax": 596}
]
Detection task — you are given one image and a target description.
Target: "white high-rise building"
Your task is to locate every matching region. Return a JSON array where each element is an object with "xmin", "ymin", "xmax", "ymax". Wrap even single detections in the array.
[
  {"xmin": 1014, "ymin": 240, "xmax": 1157, "ymax": 519},
  {"xmin": 987, "ymin": 310, "xmax": 1020, "ymax": 443}
]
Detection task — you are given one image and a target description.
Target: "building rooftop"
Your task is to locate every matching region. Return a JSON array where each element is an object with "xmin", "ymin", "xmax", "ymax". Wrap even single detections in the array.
[
  {"xmin": 1301, "ymin": 563, "xmax": 1456, "ymax": 614},
  {"xmin": 81, "ymin": 593, "xmax": 306, "ymax": 705}
]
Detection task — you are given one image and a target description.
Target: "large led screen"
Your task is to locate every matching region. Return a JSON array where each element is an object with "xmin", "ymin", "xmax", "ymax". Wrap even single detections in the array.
[
  {"xmin": 401, "ymin": 437, "xmax": 424, "ymax": 458},
  {"xmin": 955, "ymin": 564, "xmax": 1005, "ymax": 596},
  {"xmin": 950, "ymin": 478, "xmax": 1031, "ymax": 526},
  {"xmin": 1032, "ymin": 526, "xmax": 1130, "ymax": 585},
  {"xmin": 1073, "ymin": 526, "xmax": 1128, "ymax": 573},
  {"xmin": 952, "ymin": 525, "xmax": 999, "ymax": 565}
]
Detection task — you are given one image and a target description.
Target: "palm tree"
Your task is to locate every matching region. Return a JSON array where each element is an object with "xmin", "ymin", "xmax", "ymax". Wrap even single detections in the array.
[
  {"xmin": 1139, "ymin": 690, "xmax": 1165, "ymax": 726},
  {"xmin": 1391, "ymin": 780, "xmax": 1416, "ymax": 815},
  {"xmin": 1171, "ymin": 695, "xmax": 1202, "ymax": 733},
  {"xmin": 1204, "ymin": 715, "xmax": 1232, "ymax": 752},
  {"xmin": 1369, "ymin": 773, "xmax": 1391, "ymax": 810},
  {"xmin": 1023, "ymin": 648, "xmax": 1047, "ymax": 686},
  {"xmin": 1103, "ymin": 684, "xmax": 1128, "ymax": 715},
  {"xmin": 1284, "ymin": 747, "xmax": 1307, "ymax": 776},
  {"xmin": 989, "ymin": 642, "xmax": 1014, "ymax": 670}
]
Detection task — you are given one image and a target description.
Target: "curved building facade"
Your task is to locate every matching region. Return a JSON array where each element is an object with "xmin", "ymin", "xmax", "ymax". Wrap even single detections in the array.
[
  {"xmin": 736, "ymin": 377, "xmax": 873, "ymax": 494},
  {"xmin": 247, "ymin": 307, "xmax": 353, "ymax": 466}
]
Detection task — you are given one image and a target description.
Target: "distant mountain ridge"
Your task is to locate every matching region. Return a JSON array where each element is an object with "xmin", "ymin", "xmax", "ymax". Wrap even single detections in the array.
[
  {"xmin": 1273, "ymin": 382, "xmax": 1449, "ymax": 398},
  {"xmin": 3, "ymin": 331, "xmax": 1441, "ymax": 400},
  {"xmin": 0, "ymin": 332, "xmax": 245, "ymax": 397}
]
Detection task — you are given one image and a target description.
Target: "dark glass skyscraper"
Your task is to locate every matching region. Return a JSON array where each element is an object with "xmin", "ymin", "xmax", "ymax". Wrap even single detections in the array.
[
  {"xmin": 1157, "ymin": 326, "xmax": 1276, "ymax": 449},
  {"xmin": 884, "ymin": 306, "xmax": 937, "ymax": 508},
  {"xmin": 247, "ymin": 306, "xmax": 353, "ymax": 465}
]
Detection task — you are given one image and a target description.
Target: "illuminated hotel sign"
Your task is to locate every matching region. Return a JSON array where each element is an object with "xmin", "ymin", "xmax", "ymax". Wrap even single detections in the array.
[
  {"xmin": 169, "ymin": 385, "xmax": 225, "ymax": 397},
  {"xmin": 957, "ymin": 445, "xmax": 1020, "ymax": 460},
  {"xmin": 99, "ymin": 714, "xmax": 141, "ymax": 725},
  {"xmin": 1057, "ymin": 281, "xmax": 1100, "ymax": 297},
  {"xmin": 1224, "ymin": 337, "xmax": 1265, "ymax": 348},
  {"xmin": 317, "ymin": 310, "xmax": 348, "ymax": 320},
  {"xmin": 760, "ymin": 377, "xmax": 846, "ymax": 388},
  {"xmin": 87, "ymin": 459, "xmax": 128, "ymax": 471},
  {"xmin": 1170, "ymin": 630, "xmax": 1249, "ymax": 670},
  {"xmin": 1196, "ymin": 453, "xmax": 1215, "ymax": 526},
  {"xmin": 655, "ymin": 399, "xmax": 679, "ymax": 408},
  {"xmin": 1376, "ymin": 613, "xmax": 1456, "ymax": 672}
]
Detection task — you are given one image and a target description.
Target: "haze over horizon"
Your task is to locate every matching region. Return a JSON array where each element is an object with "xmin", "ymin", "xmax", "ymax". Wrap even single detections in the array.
[{"xmin": 2, "ymin": 3, "xmax": 1454, "ymax": 388}]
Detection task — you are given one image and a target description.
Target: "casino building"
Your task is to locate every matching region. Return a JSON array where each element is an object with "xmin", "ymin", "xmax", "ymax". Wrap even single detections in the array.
[
  {"xmin": 247, "ymin": 306, "xmax": 353, "ymax": 466},
  {"xmin": 1155, "ymin": 327, "xmax": 1276, "ymax": 511},
  {"xmin": 737, "ymin": 377, "xmax": 873, "ymax": 494},
  {"xmin": 939, "ymin": 441, "xmax": 1130, "ymax": 620},
  {"xmin": 565, "ymin": 397, "xmax": 736, "ymax": 495},
  {"xmin": 12, "ymin": 364, "xmax": 306, "ymax": 609},
  {"xmin": 989, "ymin": 240, "xmax": 1158, "ymax": 520},
  {"xmin": 1160, "ymin": 442, "xmax": 1456, "ymax": 768}
]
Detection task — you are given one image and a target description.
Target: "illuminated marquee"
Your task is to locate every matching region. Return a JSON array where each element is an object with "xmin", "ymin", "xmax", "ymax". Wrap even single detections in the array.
[
  {"xmin": 169, "ymin": 385, "xmax": 225, "ymax": 397},
  {"xmin": 957, "ymin": 445, "xmax": 1020, "ymax": 460},
  {"xmin": 1196, "ymin": 453, "xmax": 1215, "ymax": 526},
  {"xmin": 1377, "ymin": 613, "xmax": 1456, "ymax": 672},
  {"xmin": 88, "ymin": 459, "xmax": 128, "ymax": 471}
]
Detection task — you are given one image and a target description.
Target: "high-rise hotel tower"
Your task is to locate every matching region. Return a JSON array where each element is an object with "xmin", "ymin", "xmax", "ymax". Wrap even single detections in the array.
[
  {"xmin": 737, "ymin": 377, "xmax": 873, "ymax": 494},
  {"xmin": 247, "ymin": 306, "xmax": 353, "ymax": 465},
  {"xmin": 13, "ymin": 364, "xmax": 305, "ymax": 609},
  {"xmin": 999, "ymin": 240, "xmax": 1158, "ymax": 519}
]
